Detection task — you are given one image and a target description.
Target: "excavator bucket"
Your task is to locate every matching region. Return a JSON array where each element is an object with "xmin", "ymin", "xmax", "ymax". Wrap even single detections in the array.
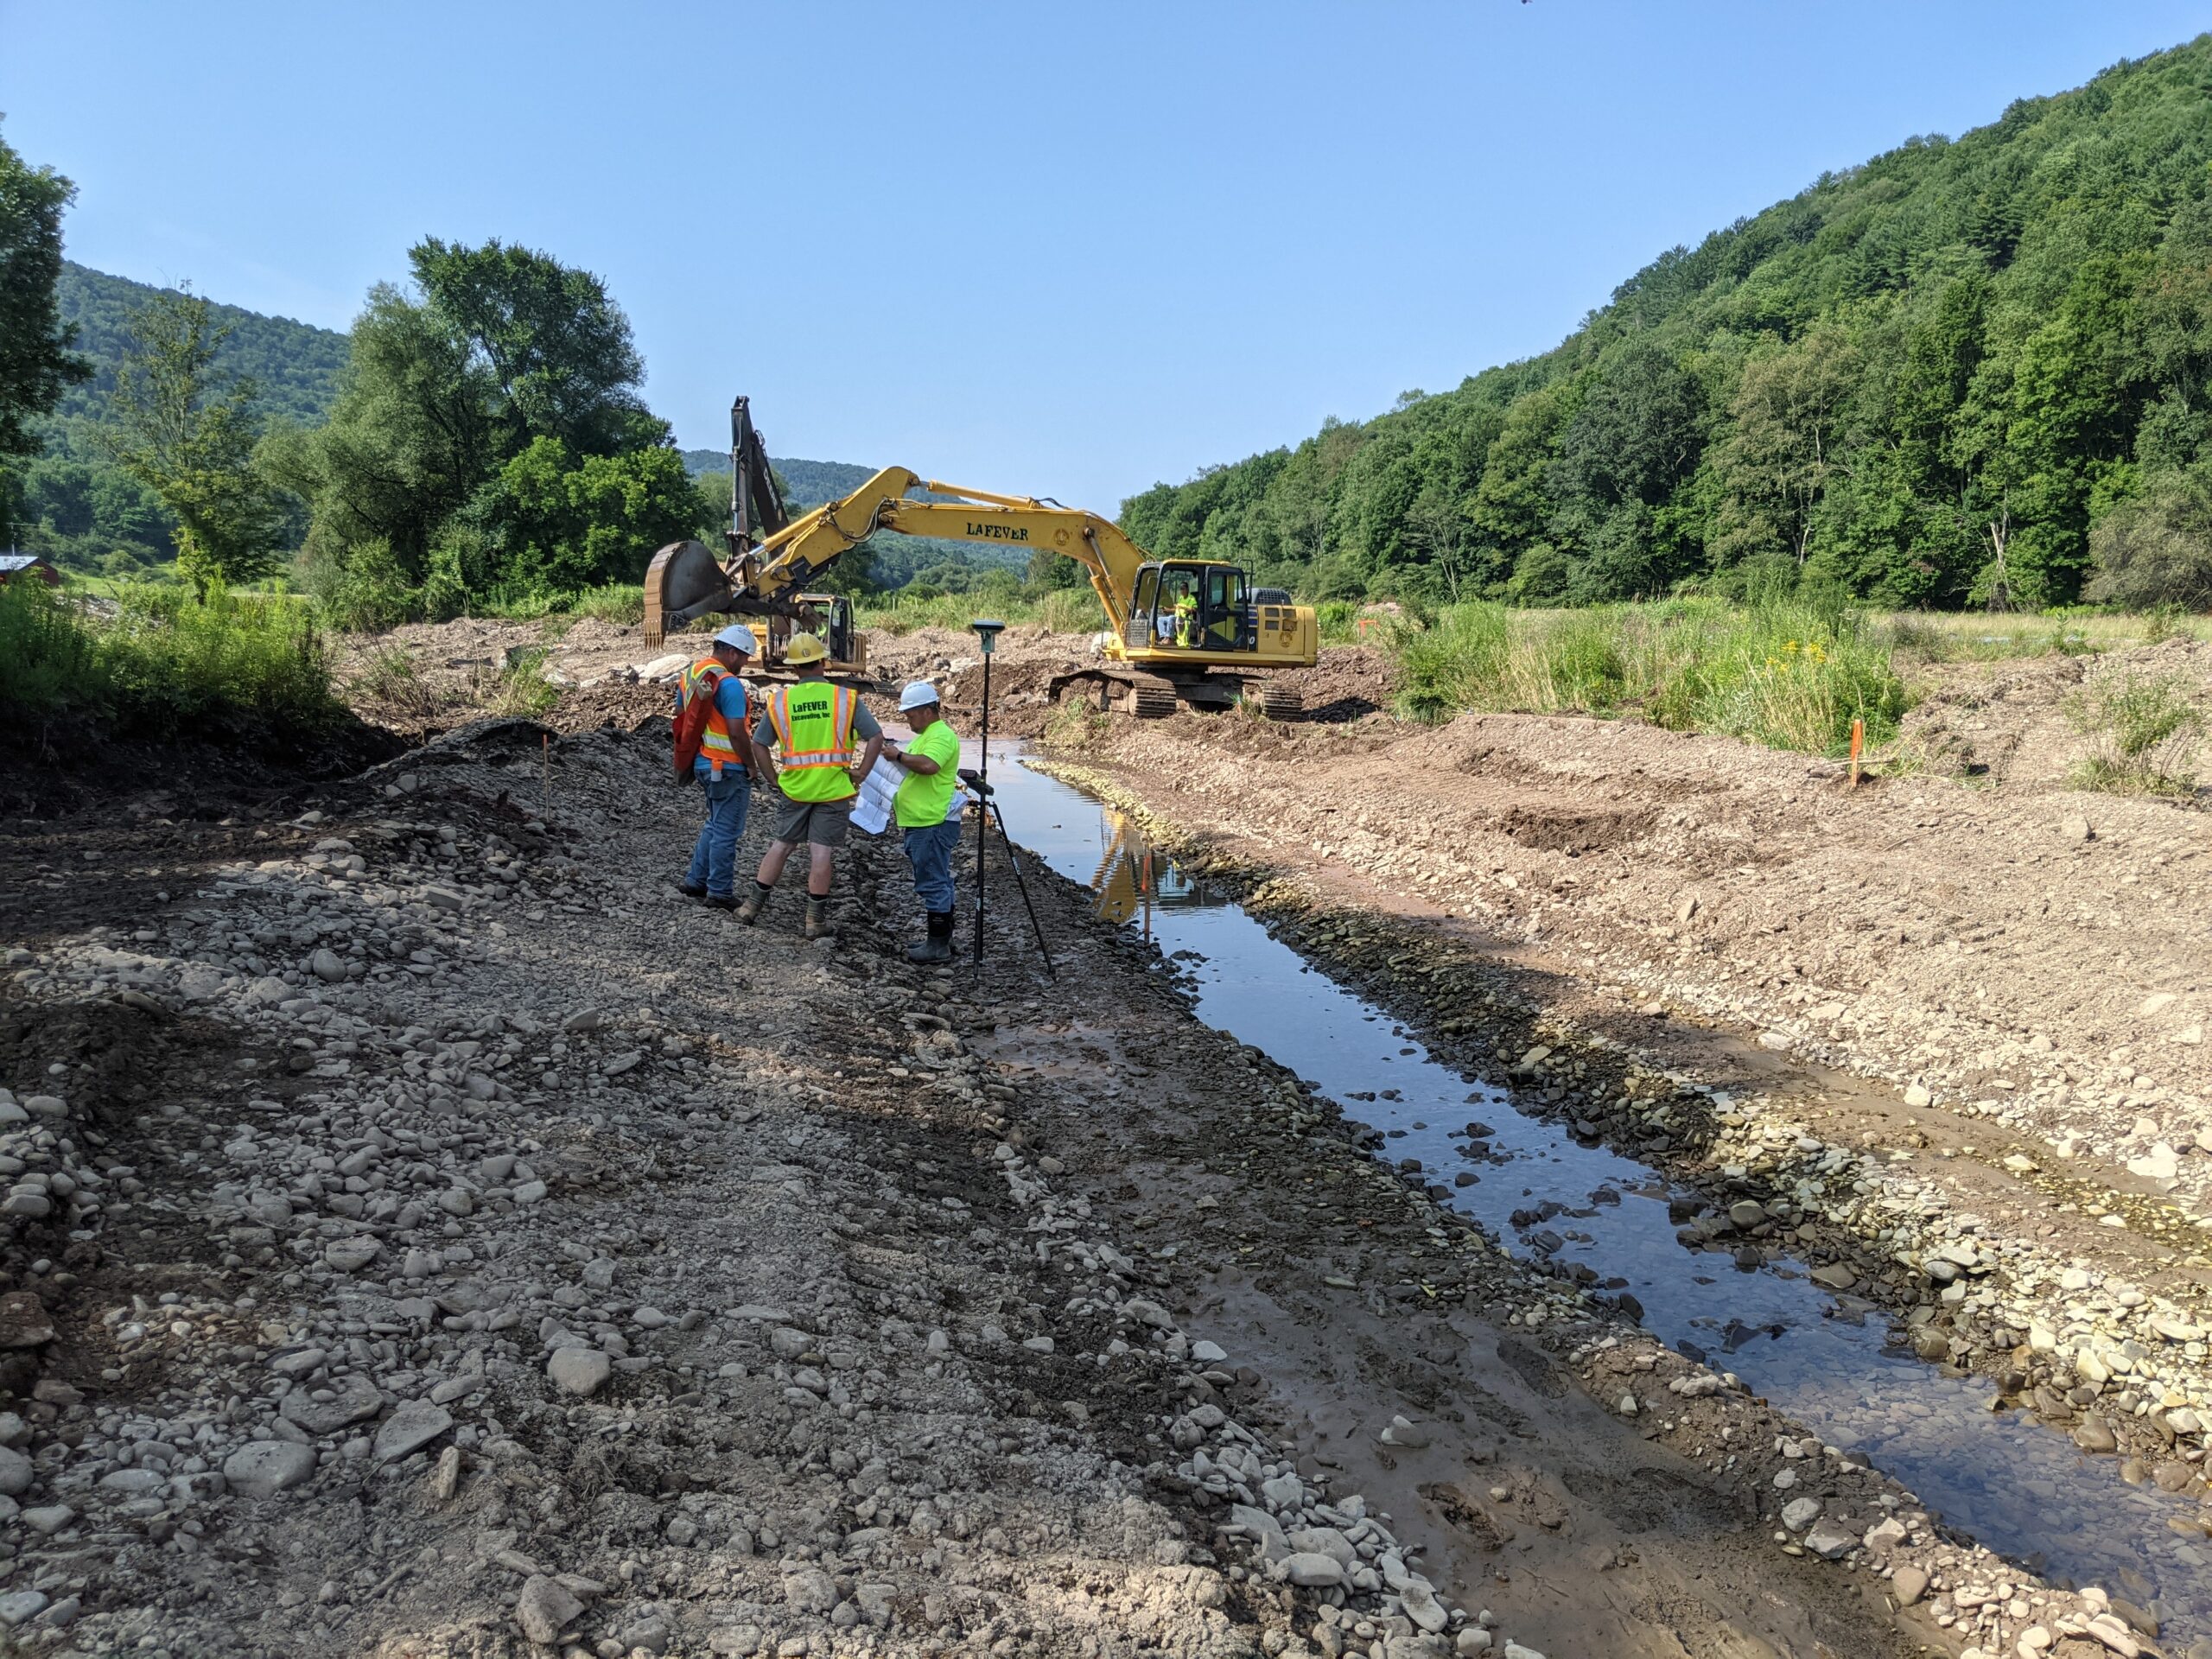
[{"xmin": 643, "ymin": 540, "xmax": 734, "ymax": 650}]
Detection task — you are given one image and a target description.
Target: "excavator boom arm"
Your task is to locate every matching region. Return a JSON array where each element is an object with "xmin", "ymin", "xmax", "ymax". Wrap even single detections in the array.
[{"xmin": 741, "ymin": 476, "xmax": 1145, "ymax": 636}]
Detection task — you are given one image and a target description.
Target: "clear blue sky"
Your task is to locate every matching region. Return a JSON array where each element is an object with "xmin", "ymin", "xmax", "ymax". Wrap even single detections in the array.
[{"xmin": 5, "ymin": 3, "xmax": 2209, "ymax": 510}]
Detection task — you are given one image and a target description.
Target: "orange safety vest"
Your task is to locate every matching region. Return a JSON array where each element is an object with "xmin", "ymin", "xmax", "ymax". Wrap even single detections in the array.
[
  {"xmin": 677, "ymin": 658, "xmax": 748, "ymax": 777},
  {"xmin": 765, "ymin": 680, "xmax": 861, "ymax": 801}
]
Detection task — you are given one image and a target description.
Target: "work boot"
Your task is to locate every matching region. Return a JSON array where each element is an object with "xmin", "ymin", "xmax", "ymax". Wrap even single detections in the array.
[
  {"xmin": 734, "ymin": 884, "xmax": 772, "ymax": 925},
  {"xmin": 906, "ymin": 910, "xmax": 954, "ymax": 964},
  {"xmin": 674, "ymin": 879, "xmax": 707, "ymax": 900},
  {"xmin": 703, "ymin": 893, "xmax": 738, "ymax": 912},
  {"xmin": 803, "ymin": 896, "xmax": 835, "ymax": 940}
]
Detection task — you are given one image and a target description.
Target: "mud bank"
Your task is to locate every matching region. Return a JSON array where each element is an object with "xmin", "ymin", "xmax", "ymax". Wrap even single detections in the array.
[
  {"xmin": 1014, "ymin": 748, "xmax": 2212, "ymax": 1657},
  {"xmin": 0, "ymin": 711, "xmax": 2031, "ymax": 1659}
]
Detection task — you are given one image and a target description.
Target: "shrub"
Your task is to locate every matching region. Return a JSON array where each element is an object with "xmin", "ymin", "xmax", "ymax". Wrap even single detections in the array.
[
  {"xmin": 2064, "ymin": 671, "xmax": 2202, "ymax": 796},
  {"xmin": 352, "ymin": 647, "xmax": 448, "ymax": 724},
  {"xmin": 0, "ymin": 575, "xmax": 97, "ymax": 716},
  {"xmin": 307, "ymin": 537, "xmax": 417, "ymax": 633},
  {"xmin": 2087, "ymin": 471, "xmax": 2212, "ymax": 612},
  {"xmin": 484, "ymin": 647, "xmax": 561, "ymax": 718},
  {"xmin": 1041, "ymin": 696, "xmax": 1110, "ymax": 751},
  {"xmin": 574, "ymin": 583, "xmax": 645, "ymax": 626},
  {"xmin": 99, "ymin": 584, "xmax": 340, "ymax": 739}
]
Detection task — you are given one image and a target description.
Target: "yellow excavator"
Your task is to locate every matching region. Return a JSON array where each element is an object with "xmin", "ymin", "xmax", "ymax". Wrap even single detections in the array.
[{"xmin": 643, "ymin": 397, "xmax": 1318, "ymax": 717}]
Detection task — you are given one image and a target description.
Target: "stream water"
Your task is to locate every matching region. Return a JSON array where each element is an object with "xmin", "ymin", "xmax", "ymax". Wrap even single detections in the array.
[{"xmin": 975, "ymin": 750, "xmax": 2212, "ymax": 1641}]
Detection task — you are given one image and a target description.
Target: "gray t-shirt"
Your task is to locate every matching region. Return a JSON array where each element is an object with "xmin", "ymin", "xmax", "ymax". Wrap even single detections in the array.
[{"xmin": 752, "ymin": 682, "xmax": 881, "ymax": 749}]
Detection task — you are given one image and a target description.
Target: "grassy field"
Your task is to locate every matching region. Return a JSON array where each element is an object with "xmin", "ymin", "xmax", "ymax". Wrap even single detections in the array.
[
  {"xmin": 2, "ymin": 578, "xmax": 340, "ymax": 740},
  {"xmin": 1874, "ymin": 607, "xmax": 2209, "ymax": 661}
]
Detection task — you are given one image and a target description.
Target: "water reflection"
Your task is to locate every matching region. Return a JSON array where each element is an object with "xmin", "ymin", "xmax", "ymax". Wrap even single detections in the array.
[
  {"xmin": 1088, "ymin": 808, "xmax": 1230, "ymax": 931},
  {"xmin": 984, "ymin": 752, "xmax": 2212, "ymax": 1637}
]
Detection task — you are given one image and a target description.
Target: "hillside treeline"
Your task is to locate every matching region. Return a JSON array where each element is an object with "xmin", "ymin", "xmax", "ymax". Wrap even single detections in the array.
[
  {"xmin": 1122, "ymin": 38, "xmax": 2212, "ymax": 613},
  {"xmin": 15, "ymin": 264, "xmax": 348, "ymax": 577}
]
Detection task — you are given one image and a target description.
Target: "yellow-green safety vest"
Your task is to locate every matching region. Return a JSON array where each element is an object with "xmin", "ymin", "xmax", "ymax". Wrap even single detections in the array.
[{"xmin": 766, "ymin": 681, "xmax": 860, "ymax": 801}]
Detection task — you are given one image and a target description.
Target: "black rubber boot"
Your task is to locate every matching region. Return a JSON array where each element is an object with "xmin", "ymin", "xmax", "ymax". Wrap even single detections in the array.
[{"xmin": 906, "ymin": 910, "xmax": 955, "ymax": 963}]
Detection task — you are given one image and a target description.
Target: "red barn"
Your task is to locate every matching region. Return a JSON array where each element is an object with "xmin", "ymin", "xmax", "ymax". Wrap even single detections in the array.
[{"xmin": 0, "ymin": 554, "xmax": 60, "ymax": 588}]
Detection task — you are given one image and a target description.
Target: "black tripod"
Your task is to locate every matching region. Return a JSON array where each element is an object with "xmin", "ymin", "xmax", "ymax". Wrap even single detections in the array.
[{"xmin": 959, "ymin": 768, "xmax": 1055, "ymax": 982}]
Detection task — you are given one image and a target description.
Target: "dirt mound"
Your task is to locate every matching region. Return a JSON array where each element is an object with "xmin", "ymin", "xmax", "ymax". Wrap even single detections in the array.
[
  {"xmin": 0, "ymin": 705, "xmax": 404, "ymax": 821},
  {"xmin": 1899, "ymin": 635, "xmax": 2212, "ymax": 784},
  {"xmin": 1269, "ymin": 646, "xmax": 1396, "ymax": 722}
]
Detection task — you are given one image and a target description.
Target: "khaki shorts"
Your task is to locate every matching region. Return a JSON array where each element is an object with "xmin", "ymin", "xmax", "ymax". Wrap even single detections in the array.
[{"xmin": 770, "ymin": 793, "xmax": 852, "ymax": 848}]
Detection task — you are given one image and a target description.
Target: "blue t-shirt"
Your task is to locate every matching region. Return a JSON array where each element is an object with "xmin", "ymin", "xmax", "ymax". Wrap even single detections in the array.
[{"xmin": 690, "ymin": 672, "xmax": 751, "ymax": 776}]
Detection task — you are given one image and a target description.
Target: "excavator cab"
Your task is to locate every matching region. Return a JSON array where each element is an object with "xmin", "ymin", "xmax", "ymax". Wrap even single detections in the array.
[{"xmin": 1128, "ymin": 561, "xmax": 1258, "ymax": 653}]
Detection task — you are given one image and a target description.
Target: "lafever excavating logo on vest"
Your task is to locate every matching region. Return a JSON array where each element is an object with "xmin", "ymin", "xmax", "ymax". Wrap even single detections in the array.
[
  {"xmin": 767, "ymin": 683, "xmax": 860, "ymax": 802},
  {"xmin": 678, "ymin": 659, "xmax": 747, "ymax": 777}
]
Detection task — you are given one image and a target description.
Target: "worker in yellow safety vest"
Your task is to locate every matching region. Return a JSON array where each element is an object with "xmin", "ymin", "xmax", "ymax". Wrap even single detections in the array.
[
  {"xmin": 1173, "ymin": 588, "xmax": 1198, "ymax": 647},
  {"xmin": 737, "ymin": 632, "xmax": 884, "ymax": 939}
]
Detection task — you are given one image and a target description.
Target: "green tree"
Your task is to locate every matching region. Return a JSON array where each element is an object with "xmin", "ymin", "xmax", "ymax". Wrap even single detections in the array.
[
  {"xmin": 474, "ymin": 436, "xmax": 701, "ymax": 593},
  {"xmin": 1713, "ymin": 330, "xmax": 1857, "ymax": 569},
  {"xmin": 261, "ymin": 283, "xmax": 499, "ymax": 588},
  {"xmin": 0, "ymin": 122, "xmax": 91, "ymax": 486},
  {"xmin": 99, "ymin": 290, "xmax": 283, "ymax": 594},
  {"xmin": 409, "ymin": 238, "xmax": 652, "ymax": 456},
  {"xmin": 1548, "ymin": 346, "xmax": 1705, "ymax": 598},
  {"xmin": 2085, "ymin": 461, "xmax": 2212, "ymax": 610}
]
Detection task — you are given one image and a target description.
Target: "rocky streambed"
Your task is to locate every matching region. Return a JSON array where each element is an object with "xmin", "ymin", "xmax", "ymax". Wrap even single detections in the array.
[
  {"xmin": 0, "ymin": 713, "xmax": 1984, "ymax": 1659},
  {"xmin": 1007, "ymin": 753, "xmax": 2212, "ymax": 1659}
]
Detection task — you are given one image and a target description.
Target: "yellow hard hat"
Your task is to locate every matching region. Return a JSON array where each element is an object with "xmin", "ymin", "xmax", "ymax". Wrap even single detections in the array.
[{"xmin": 784, "ymin": 632, "xmax": 829, "ymax": 665}]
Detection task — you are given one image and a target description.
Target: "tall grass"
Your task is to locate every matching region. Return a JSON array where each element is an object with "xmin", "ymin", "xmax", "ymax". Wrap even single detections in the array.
[
  {"xmin": 861, "ymin": 588, "xmax": 1096, "ymax": 636},
  {"xmin": 0, "ymin": 579, "xmax": 340, "ymax": 741},
  {"xmin": 485, "ymin": 647, "xmax": 562, "ymax": 718},
  {"xmin": 1391, "ymin": 598, "xmax": 1908, "ymax": 756},
  {"xmin": 351, "ymin": 647, "xmax": 452, "ymax": 724},
  {"xmin": 2064, "ymin": 671, "xmax": 2202, "ymax": 796}
]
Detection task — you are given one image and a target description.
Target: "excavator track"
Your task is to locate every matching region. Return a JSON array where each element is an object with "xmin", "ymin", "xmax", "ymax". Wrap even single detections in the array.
[
  {"xmin": 1259, "ymin": 683, "xmax": 1304, "ymax": 721},
  {"xmin": 1129, "ymin": 681, "xmax": 1179, "ymax": 719}
]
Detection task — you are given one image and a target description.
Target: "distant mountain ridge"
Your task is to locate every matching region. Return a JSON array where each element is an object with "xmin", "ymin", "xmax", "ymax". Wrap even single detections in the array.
[
  {"xmin": 52, "ymin": 262, "xmax": 351, "ymax": 426},
  {"xmin": 678, "ymin": 450, "xmax": 876, "ymax": 508}
]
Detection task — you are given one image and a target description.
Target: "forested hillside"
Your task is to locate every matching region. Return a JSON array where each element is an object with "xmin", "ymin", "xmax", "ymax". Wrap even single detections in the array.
[
  {"xmin": 1122, "ymin": 36, "xmax": 2212, "ymax": 611},
  {"xmin": 52, "ymin": 262, "xmax": 348, "ymax": 424},
  {"xmin": 679, "ymin": 450, "xmax": 873, "ymax": 507}
]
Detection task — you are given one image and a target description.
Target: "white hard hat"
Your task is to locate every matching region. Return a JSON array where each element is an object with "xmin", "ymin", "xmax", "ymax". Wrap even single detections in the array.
[
  {"xmin": 714, "ymin": 624, "xmax": 759, "ymax": 654},
  {"xmin": 898, "ymin": 680, "xmax": 942, "ymax": 712}
]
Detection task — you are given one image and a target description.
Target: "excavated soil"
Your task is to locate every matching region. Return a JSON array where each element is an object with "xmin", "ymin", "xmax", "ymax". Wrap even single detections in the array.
[
  {"xmin": 1, "ymin": 704, "xmax": 2038, "ymax": 1659},
  {"xmin": 1027, "ymin": 635, "xmax": 2212, "ymax": 1655},
  {"xmin": 11, "ymin": 616, "xmax": 2207, "ymax": 1658}
]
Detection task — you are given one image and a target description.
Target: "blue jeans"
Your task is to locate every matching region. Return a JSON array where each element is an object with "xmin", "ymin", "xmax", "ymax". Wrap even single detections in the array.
[
  {"xmin": 685, "ymin": 772, "xmax": 750, "ymax": 897},
  {"xmin": 902, "ymin": 820, "xmax": 962, "ymax": 914}
]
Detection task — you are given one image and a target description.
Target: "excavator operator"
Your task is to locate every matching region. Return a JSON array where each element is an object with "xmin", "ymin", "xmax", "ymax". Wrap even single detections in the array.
[{"xmin": 1173, "ymin": 582, "xmax": 1199, "ymax": 648}]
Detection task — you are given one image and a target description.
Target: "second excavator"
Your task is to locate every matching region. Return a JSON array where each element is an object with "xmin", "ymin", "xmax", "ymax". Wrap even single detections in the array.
[{"xmin": 643, "ymin": 397, "xmax": 1319, "ymax": 718}]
